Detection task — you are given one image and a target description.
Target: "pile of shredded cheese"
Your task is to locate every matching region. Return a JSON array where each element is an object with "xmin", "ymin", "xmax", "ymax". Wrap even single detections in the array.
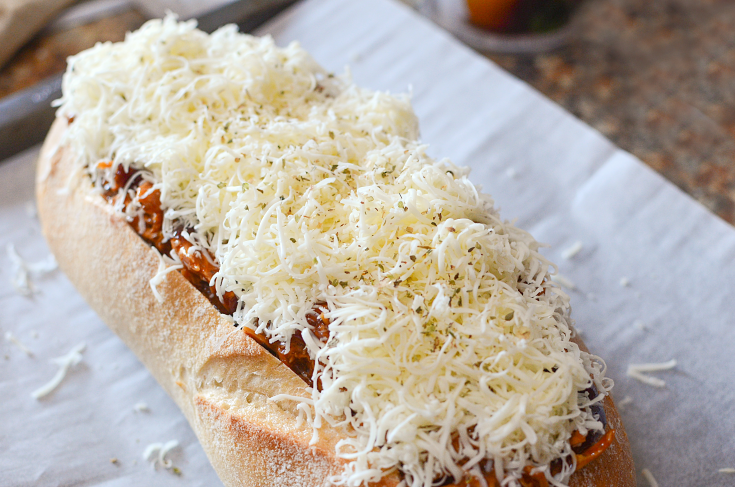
[{"xmin": 57, "ymin": 17, "xmax": 610, "ymax": 487}]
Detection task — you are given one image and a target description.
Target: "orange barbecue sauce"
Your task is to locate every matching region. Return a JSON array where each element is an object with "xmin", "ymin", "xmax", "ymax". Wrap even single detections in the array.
[
  {"xmin": 97, "ymin": 162, "xmax": 328, "ymax": 386},
  {"xmin": 97, "ymin": 162, "xmax": 615, "ymax": 482},
  {"xmin": 574, "ymin": 429, "xmax": 615, "ymax": 470},
  {"xmin": 569, "ymin": 430, "xmax": 586, "ymax": 447},
  {"xmin": 443, "ymin": 429, "xmax": 615, "ymax": 487}
]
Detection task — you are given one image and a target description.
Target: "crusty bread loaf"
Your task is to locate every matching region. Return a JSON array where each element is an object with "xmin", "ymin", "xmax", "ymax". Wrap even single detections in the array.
[{"xmin": 36, "ymin": 117, "xmax": 635, "ymax": 487}]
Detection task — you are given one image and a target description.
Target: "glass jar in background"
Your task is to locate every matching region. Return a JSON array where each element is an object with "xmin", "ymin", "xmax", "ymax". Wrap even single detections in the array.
[
  {"xmin": 466, "ymin": 0, "xmax": 582, "ymax": 34},
  {"xmin": 419, "ymin": 0, "xmax": 585, "ymax": 53}
]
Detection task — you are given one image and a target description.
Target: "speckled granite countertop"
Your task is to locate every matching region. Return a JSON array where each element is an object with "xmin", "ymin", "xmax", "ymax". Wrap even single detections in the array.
[
  {"xmin": 0, "ymin": 10, "xmax": 145, "ymax": 98},
  {"xmin": 486, "ymin": 0, "xmax": 735, "ymax": 224},
  {"xmin": 2, "ymin": 0, "xmax": 732, "ymax": 224}
]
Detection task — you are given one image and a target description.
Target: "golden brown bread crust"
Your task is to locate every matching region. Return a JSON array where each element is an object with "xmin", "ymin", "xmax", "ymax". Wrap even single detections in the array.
[
  {"xmin": 36, "ymin": 118, "xmax": 634, "ymax": 487},
  {"xmin": 569, "ymin": 339, "xmax": 635, "ymax": 487},
  {"xmin": 36, "ymin": 118, "xmax": 373, "ymax": 487}
]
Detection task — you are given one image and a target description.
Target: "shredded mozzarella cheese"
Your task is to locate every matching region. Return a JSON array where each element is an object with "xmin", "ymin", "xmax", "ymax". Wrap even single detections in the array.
[
  {"xmin": 25, "ymin": 201, "xmax": 37, "ymax": 218},
  {"xmin": 4, "ymin": 331, "xmax": 33, "ymax": 356},
  {"xmin": 617, "ymin": 395, "xmax": 633, "ymax": 408},
  {"xmin": 143, "ymin": 440, "xmax": 180, "ymax": 469},
  {"xmin": 134, "ymin": 402, "xmax": 150, "ymax": 412},
  {"xmin": 627, "ymin": 360, "xmax": 676, "ymax": 388},
  {"xmin": 561, "ymin": 241, "xmax": 582, "ymax": 259},
  {"xmin": 32, "ymin": 342, "xmax": 86, "ymax": 399},
  {"xmin": 7, "ymin": 243, "xmax": 57, "ymax": 296},
  {"xmin": 57, "ymin": 17, "xmax": 610, "ymax": 487},
  {"xmin": 149, "ymin": 251, "xmax": 183, "ymax": 303},
  {"xmin": 641, "ymin": 468, "xmax": 658, "ymax": 487},
  {"xmin": 550, "ymin": 273, "xmax": 576, "ymax": 290}
]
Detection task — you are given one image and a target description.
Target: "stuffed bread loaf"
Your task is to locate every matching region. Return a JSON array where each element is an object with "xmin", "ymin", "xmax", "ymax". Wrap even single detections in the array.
[{"xmin": 36, "ymin": 17, "xmax": 635, "ymax": 487}]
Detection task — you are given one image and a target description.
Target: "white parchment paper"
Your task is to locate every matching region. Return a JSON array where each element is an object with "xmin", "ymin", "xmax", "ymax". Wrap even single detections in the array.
[{"xmin": 1, "ymin": 0, "xmax": 733, "ymax": 486}]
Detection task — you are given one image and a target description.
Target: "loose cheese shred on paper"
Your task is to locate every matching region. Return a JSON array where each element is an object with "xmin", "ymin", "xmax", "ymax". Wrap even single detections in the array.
[
  {"xmin": 4, "ymin": 331, "xmax": 33, "ymax": 356},
  {"xmin": 561, "ymin": 241, "xmax": 583, "ymax": 259},
  {"xmin": 134, "ymin": 402, "xmax": 150, "ymax": 412},
  {"xmin": 7, "ymin": 243, "xmax": 57, "ymax": 296},
  {"xmin": 617, "ymin": 395, "xmax": 633, "ymax": 408},
  {"xmin": 25, "ymin": 201, "xmax": 37, "ymax": 218},
  {"xmin": 31, "ymin": 343, "xmax": 86, "ymax": 399},
  {"xmin": 57, "ymin": 17, "xmax": 610, "ymax": 487},
  {"xmin": 719, "ymin": 468, "xmax": 735, "ymax": 474},
  {"xmin": 641, "ymin": 468, "xmax": 658, "ymax": 487},
  {"xmin": 143, "ymin": 440, "xmax": 180, "ymax": 469},
  {"xmin": 550, "ymin": 273, "xmax": 576, "ymax": 290},
  {"xmin": 627, "ymin": 360, "xmax": 677, "ymax": 388}
]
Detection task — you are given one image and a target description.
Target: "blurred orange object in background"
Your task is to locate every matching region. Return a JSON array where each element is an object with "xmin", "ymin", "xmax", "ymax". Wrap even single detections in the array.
[
  {"xmin": 466, "ymin": 0, "xmax": 518, "ymax": 30},
  {"xmin": 465, "ymin": 0, "xmax": 580, "ymax": 34}
]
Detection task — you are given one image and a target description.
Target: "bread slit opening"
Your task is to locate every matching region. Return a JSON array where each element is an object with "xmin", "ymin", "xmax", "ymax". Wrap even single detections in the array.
[
  {"xmin": 96, "ymin": 161, "xmax": 328, "ymax": 388},
  {"xmin": 93, "ymin": 159, "xmax": 613, "ymax": 486}
]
